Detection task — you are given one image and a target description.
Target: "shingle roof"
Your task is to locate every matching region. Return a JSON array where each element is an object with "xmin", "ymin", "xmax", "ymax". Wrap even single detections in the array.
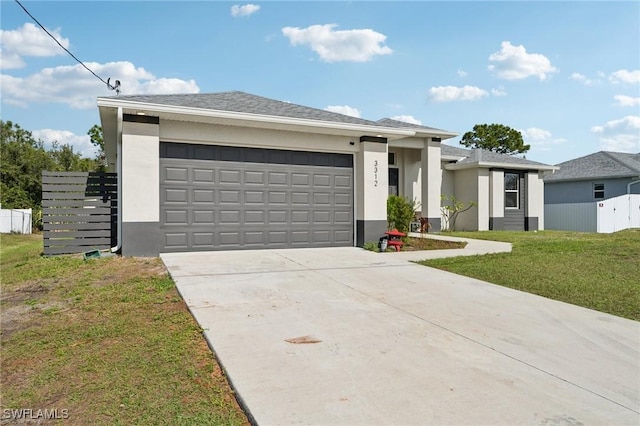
[
  {"xmin": 441, "ymin": 144, "xmax": 472, "ymax": 158},
  {"xmin": 110, "ymin": 91, "xmax": 381, "ymax": 126},
  {"xmin": 544, "ymin": 151, "xmax": 640, "ymax": 182},
  {"xmin": 440, "ymin": 144, "xmax": 553, "ymax": 168},
  {"xmin": 376, "ymin": 118, "xmax": 450, "ymax": 133}
]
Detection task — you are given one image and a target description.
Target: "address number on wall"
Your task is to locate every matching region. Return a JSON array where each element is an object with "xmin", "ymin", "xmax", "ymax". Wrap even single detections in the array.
[{"xmin": 373, "ymin": 160, "xmax": 378, "ymax": 187}]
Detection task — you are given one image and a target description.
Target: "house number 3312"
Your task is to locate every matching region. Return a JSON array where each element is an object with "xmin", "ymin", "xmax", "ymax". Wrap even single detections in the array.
[{"xmin": 373, "ymin": 160, "xmax": 379, "ymax": 187}]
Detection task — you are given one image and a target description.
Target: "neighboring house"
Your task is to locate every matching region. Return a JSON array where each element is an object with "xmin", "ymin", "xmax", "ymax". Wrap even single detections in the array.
[
  {"xmin": 97, "ymin": 91, "xmax": 554, "ymax": 256},
  {"xmin": 544, "ymin": 151, "xmax": 640, "ymax": 232}
]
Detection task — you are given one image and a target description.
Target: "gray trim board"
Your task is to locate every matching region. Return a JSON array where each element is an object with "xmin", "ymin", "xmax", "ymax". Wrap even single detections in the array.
[
  {"xmin": 356, "ymin": 220, "xmax": 387, "ymax": 247},
  {"xmin": 123, "ymin": 113, "xmax": 160, "ymax": 124},
  {"xmin": 489, "ymin": 217, "xmax": 504, "ymax": 230},
  {"xmin": 525, "ymin": 217, "xmax": 539, "ymax": 231},
  {"xmin": 359, "ymin": 135, "xmax": 387, "ymax": 144},
  {"xmin": 122, "ymin": 222, "xmax": 163, "ymax": 256}
]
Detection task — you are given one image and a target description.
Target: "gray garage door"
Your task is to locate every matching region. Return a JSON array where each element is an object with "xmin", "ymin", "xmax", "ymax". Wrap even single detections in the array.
[{"xmin": 159, "ymin": 142, "xmax": 353, "ymax": 252}]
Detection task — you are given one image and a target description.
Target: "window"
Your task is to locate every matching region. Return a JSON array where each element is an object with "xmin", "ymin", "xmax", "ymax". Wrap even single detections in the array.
[
  {"xmin": 389, "ymin": 168, "xmax": 399, "ymax": 196},
  {"xmin": 505, "ymin": 172, "xmax": 519, "ymax": 209},
  {"xmin": 593, "ymin": 183, "xmax": 604, "ymax": 199},
  {"xmin": 388, "ymin": 152, "xmax": 396, "ymax": 166}
]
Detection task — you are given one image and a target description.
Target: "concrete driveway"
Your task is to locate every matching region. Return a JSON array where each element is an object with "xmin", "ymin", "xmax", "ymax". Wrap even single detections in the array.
[{"xmin": 161, "ymin": 244, "xmax": 640, "ymax": 425}]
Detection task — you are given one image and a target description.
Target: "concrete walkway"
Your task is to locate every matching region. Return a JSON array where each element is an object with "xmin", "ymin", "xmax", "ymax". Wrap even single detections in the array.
[{"xmin": 161, "ymin": 241, "xmax": 639, "ymax": 425}]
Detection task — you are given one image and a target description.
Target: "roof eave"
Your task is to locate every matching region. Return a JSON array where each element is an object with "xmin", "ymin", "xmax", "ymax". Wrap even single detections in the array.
[
  {"xmin": 97, "ymin": 98, "xmax": 416, "ymax": 140},
  {"xmin": 544, "ymin": 174, "xmax": 640, "ymax": 183},
  {"xmin": 445, "ymin": 161, "xmax": 558, "ymax": 171}
]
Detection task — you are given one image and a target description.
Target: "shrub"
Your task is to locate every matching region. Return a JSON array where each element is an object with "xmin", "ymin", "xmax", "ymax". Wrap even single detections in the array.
[{"xmin": 387, "ymin": 195, "xmax": 419, "ymax": 234}]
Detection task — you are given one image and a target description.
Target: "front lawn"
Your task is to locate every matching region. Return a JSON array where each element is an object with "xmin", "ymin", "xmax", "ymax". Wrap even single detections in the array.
[
  {"xmin": 0, "ymin": 233, "xmax": 249, "ymax": 425},
  {"xmin": 418, "ymin": 230, "xmax": 640, "ymax": 321}
]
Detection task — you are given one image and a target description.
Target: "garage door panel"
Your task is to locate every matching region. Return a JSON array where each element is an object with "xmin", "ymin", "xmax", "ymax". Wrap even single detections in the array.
[
  {"xmin": 193, "ymin": 210, "xmax": 215, "ymax": 224},
  {"xmin": 292, "ymin": 173, "xmax": 310, "ymax": 186},
  {"xmin": 165, "ymin": 167, "xmax": 188, "ymax": 182},
  {"xmin": 164, "ymin": 210, "xmax": 188, "ymax": 225},
  {"xmin": 193, "ymin": 189, "xmax": 214, "ymax": 203},
  {"xmin": 193, "ymin": 168, "xmax": 215, "ymax": 183},
  {"xmin": 220, "ymin": 210, "xmax": 241, "ymax": 224},
  {"xmin": 219, "ymin": 190, "xmax": 240, "ymax": 204},
  {"xmin": 220, "ymin": 169, "xmax": 241, "ymax": 183},
  {"xmin": 165, "ymin": 188, "xmax": 188, "ymax": 203},
  {"xmin": 160, "ymin": 144, "xmax": 353, "ymax": 252},
  {"xmin": 245, "ymin": 191, "xmax": 265, "ymax": 204}
]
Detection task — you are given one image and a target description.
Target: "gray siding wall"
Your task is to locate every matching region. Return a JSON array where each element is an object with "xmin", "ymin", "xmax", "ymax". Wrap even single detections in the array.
[
  {"xmin": 504, "ymin": 172, "xmax": 525, "ymax": 231},
  {"xmin": 545, "ymin": 178, "xmax": 638, "ymax": 204},
  {"xmin": 544, "ymin": 202, "xmax": 597, "ymax": 232}
]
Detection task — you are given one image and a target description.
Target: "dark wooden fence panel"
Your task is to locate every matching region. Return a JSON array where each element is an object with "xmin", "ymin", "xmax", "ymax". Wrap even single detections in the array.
[{"xmin": 42, "ymin": 171, "xmax": 117, "ymax": 255}]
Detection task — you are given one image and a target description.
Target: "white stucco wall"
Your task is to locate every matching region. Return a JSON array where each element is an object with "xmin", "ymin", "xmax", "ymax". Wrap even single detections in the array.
[
  {"xmin": 452, "ymin": 168, "xmax": 479, "ymax": 230},
  {"xmin": 477, "ymin": 169, "xmax": 490, "ymax": 231},
  {"xmin": 489, "ymin": 169, "xmax": 504, "ymax": 220},
  {"xmin": 356, "ymin": 141, "xmax": 388, "ymax": 222},
  {"xmin": 421, "ymin": 139, "xmax": 442, "ymax": 221},
  {"xmin": 161, "ymin": 120, "xmax": 358, "ymax": 154},
  {"xmin": 527, "ymin": 171, "xmax": 545, "ymax": 229},
  {"xmin": 122, "ymin": 121, "xmax": 160, "ymax": 223}
]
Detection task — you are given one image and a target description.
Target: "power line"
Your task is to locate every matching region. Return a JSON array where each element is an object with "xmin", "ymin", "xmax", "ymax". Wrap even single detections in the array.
[{"xmin": 13, "ymin": 0, "xmax": 120, "ymax": 94}]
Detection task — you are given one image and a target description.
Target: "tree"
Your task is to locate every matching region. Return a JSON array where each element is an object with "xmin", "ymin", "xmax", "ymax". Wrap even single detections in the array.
[
  {"xmin": 0, "ymin": 120, "xmax": 98, "ymax": 210},
  {"xmin": 87, "ymin": 124, "xmax": 107, "ymax": 171},
  {"xmin": 460, "ymin": 123, "xmax": 530, "ymax": 155}
]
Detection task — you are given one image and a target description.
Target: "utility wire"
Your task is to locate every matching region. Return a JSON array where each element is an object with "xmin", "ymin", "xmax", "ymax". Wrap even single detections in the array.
[{"xmin": 14, "ymin": 0, "xmax": 120, "ymax": 94}]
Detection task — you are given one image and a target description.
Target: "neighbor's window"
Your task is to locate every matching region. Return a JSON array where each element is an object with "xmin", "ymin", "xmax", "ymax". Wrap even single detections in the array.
[
  {"xmin": 593, "ymin": 183, "xmax": 604, "ymax": 199},
  {"xmin": 505, "ymin": 172, "xmax": 519, "ymax": 209}
]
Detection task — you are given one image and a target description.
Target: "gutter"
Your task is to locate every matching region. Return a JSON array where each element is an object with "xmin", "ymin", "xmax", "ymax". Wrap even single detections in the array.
[{"xmin": 111, "ymin": 107, "xmax": 123, "ymax": 254}]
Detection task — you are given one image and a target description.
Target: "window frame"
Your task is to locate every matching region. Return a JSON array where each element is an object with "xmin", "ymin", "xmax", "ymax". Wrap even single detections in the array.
[
  {"xmin": 504, "ymin": 172, "xmax": 520, "ymax": 210},
  {"xmin": 593, "ymin": 183, "xmax": 604, "ymax": 199}
]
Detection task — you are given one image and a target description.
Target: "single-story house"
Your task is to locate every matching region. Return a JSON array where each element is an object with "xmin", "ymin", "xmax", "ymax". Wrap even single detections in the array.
[
  {"xmin": 97, "ymin": 91, "xmax": 555, "ymax": 256},
  {"xmin": 544, "ymin": 151, "xmax": 640, "ymax": 232}
]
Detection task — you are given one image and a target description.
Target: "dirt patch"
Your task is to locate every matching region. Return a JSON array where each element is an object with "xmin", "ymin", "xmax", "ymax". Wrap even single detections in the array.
[{"xmin": 403, "ymin": 237, "xmax": 467, "ymax": 251}]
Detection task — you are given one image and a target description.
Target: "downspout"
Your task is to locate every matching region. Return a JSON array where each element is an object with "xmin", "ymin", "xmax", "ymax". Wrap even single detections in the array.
[{"xmin": 111, "ymin": 107, "xmax": 123, "ymax": 253}]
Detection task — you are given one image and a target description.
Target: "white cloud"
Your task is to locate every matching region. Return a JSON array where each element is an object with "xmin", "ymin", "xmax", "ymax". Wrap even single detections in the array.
[
  {"xmin": 0, "ymin": 23, "xmax": 70, "ymax": 69},
  {"xmin": 569, "ymin": 72, "xmax": 598, "ymax": 86},
  {"xmin": 520, "ymin": 127, "xmax": 566, "ymax": 151},
  {"xmin": 614, "ymin": 95, "xmax": 640, "ymax": 107},
  {"xmin": 429, "ymin": 85, "xmax": 488, "ymax": 102},
  {"xmin": 230, "ymin": 4, "xmax": 260, "ymax": 17},
  {"xmin": 281, "ymin": 24, "xmax": 392, "ymax": 63},
  {"xmin": 32, "ymin": 129, "xmax": 96, "ymax": 158},
  {"xmin": 325, "ymin": 105, "xmax": 361, "ymax": 118},
  {"xmin": 1, "ymin": 61, "xmax": 199, "ymax": 109},
  {"xmin": 488, "ymin": 41, "xmax": 557, "ymax": 81},
  {"xmin": 390, "ymin": 115, "xmax": 422, "ymax": 125},
  {"xmin": 609, "ymin": 69, "xmax": 640, "ymax": 84},
  {"xmin": 491, "ymin": 86, "xmax": 507, "ymax": 97},
  {"xmin": 591, "ymin": 116, "xmax": 640, "ymax": 152},
  {"xmin": 457, "ymin": 68, "xmax": 468, "ymax": 78}
]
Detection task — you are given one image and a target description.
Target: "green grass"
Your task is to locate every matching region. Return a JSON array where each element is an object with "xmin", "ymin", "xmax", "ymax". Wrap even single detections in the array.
[
  {"xmin": 1, "ymin": 233, "xmax": 249, "ymax": 425},
  {"xmin": 418, "ymin": 230, "xmax": 640, "ymax": 321}
]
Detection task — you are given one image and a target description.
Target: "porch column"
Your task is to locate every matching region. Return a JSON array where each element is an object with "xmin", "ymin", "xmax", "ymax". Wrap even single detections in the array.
[
  {"xmin": 355, "ymin": 136, "xmax": 388, "ymax": 246},
  {"xmin": 489, "ymin": 169, "xmax": 505, "ymax": 230},
  {"xmin": 121, "ymin": 115, "xmax": 162, "ymax": 256},
  {"xmin": 525, "ymin": 171, "xmax": 544, "ymax": 230},
  {"xmin": 420, "ymin": 138, "xmax": 442, "ymax": 231}
]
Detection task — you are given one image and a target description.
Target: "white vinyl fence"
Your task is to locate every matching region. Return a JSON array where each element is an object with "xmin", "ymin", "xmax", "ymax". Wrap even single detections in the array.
[
  {"xmin": 545, "ymin": 194, "xmax": 640, "ymax": 233},
  {"xmin": 0, "ymin": 208, "xmax": 33, "ymax": 234}
]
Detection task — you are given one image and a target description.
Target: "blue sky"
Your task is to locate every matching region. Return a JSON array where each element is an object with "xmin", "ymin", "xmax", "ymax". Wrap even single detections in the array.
[{"xmin": 1, "ymin": 1, "xmax": 638, "ymax": 164}]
